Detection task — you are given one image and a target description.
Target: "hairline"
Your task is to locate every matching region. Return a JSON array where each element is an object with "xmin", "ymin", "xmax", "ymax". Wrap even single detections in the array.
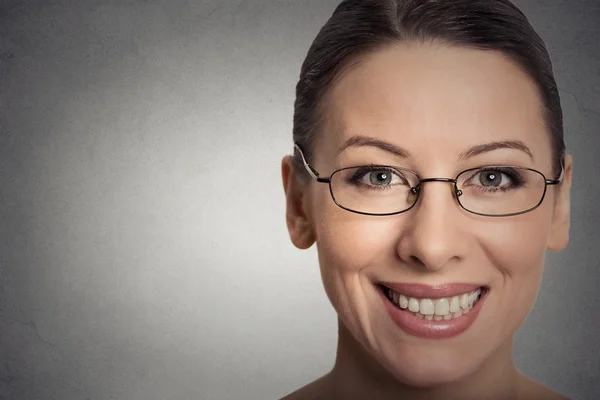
[{"xmin": 310, "ymin": 39, "xmax": 553, "ymax": 166}]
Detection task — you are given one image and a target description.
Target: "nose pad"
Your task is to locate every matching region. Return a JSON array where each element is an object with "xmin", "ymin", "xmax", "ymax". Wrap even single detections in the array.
[
  {"xmin": 408, "ymin": 185, "xmax": 421, "ymax": 205},
  {"xmin": 411, "ymin": 181, "xmax": 462, "ymax": 207}
]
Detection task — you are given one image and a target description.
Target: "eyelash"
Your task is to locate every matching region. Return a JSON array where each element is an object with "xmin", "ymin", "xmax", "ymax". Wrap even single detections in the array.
[
  {"xmin": 464, "ymin": 167, "xmax": 526, "ymax": 193},
  {"xmin": 348, "ymin": 166, "xmax": 409, "ymax": 190},
  {"xmin": 347, "ymin": 166, "xmax": 527, "ymax": 192}
]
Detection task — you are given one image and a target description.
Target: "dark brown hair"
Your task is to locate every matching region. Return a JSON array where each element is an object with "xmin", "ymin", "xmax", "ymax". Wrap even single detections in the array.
[{"xmin": 292, "ymin": 0, "xmax": 565, "ymax": 181}]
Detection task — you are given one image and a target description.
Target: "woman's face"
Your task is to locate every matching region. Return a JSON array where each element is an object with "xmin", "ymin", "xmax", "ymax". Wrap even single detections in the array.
[{"xmin": 283, "ymin": 43, "xmax": 571, "ymax": 386}]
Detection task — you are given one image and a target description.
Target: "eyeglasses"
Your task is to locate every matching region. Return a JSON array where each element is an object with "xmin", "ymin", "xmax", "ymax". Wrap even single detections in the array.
[{"xmin": 294, "ymin": 143, "xmax": 564, "ymax": 217}]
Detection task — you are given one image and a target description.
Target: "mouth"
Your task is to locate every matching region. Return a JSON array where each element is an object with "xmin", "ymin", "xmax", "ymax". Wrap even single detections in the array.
[
  {"xmin": 377, "ymin": 283, "xmax": 490, "ymax": 339},
  {"xmin": 379, "ymin": 284, "xmax": 488, "ymax": 321}
]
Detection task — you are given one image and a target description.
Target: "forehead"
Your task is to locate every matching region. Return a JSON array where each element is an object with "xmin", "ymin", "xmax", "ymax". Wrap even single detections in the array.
[{"xmin": 318, "ymin": 42, "xmax": 552, "ymax": 168}]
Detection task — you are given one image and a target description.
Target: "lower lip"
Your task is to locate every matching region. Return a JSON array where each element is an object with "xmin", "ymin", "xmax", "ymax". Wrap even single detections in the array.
[{"xmin": 378, "ymin": 286, "xmax": 488, "ymax": 339}]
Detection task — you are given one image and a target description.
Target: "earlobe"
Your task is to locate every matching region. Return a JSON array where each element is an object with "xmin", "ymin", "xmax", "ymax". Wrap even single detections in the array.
[
  {"xmin": 547, "ymin": 154, "xmax": 573, "ymax": 252},
  {"xmin": 281, "ymin": 155, "xmax": 316, "ymax": 250}
]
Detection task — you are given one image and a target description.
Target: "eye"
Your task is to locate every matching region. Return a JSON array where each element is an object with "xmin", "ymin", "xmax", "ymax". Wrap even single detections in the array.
[
  {"xmin": 368, "ymin": 170, "xmax": 396, "ymax": 186},
  {"xmin": 352, "ymin": 167, "xmax": 411, "ymax": 188},
  {"xmin": 478, "ymin": 170, "xmax": 505, "ymax": 187},
  {"xmin": 462, "ymin": 167, "xmax": 525, "ymax": 192}
]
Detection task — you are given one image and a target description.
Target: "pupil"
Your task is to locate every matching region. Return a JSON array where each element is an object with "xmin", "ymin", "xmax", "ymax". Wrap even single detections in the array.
[
  {"xmin": 370, "ymin": 171, "xmax": 390, "ymax": 185},
  {"xmin": 480, "ymin": 172, "xmax": 501, "ymax": 186}
]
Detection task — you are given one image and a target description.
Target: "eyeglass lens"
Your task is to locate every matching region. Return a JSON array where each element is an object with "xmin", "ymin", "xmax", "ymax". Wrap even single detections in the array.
[{"xmin": 329, "ymin": 165, "xmax": 547, "ymax": 216}]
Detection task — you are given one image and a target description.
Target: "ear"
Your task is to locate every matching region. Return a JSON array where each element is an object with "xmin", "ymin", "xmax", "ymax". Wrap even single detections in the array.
[
  {"xmin": 281, "ymin": 155, "xmax": 316, "ymax": 249},
  {"xmin": 547, "ymin": 153, "xmax": 572, "ymax": 252}
]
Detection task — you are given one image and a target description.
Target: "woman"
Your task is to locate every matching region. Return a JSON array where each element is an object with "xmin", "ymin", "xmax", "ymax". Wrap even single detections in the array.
[{"xmin": 280, "ymin": 0, "xmax": 573, "ymax": 399}]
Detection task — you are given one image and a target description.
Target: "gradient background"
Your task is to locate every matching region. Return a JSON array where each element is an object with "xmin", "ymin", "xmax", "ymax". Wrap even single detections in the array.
[{"xmin": 0, "ymin": 1, "xmax": 598, "ymax": 399}]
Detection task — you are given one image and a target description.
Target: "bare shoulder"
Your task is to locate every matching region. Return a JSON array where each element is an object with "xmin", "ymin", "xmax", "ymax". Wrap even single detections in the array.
[
  {"xmin": 279, "ymin": 374, "xmax": 332, "ymax": 400},
  {"xmin": 518, "ymin": 374, "xmax": 569, "ymax": 400}
]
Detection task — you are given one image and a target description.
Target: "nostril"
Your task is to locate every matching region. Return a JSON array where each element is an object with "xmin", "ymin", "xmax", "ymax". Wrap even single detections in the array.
[{"xmin": 408, "ymin": 255, "xmax": 427, "ymax": 268}]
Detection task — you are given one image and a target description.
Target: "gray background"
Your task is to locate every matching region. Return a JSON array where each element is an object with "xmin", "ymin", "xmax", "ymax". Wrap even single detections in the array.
[{"xmin": 0, "ymin": 0, "xmax": 598, "ymax": 399}]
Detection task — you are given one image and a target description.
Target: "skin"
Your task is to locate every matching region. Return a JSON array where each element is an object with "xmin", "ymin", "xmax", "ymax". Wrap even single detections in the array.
[{"xmin": 280, "ymin": 42, "xmax": 572, "ymax": 400}]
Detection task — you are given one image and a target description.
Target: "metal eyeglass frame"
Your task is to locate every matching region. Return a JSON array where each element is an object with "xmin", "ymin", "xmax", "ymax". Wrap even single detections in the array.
[{"xmin": 293, "ymin": 142, "xmax": 564, "ymax": 217}]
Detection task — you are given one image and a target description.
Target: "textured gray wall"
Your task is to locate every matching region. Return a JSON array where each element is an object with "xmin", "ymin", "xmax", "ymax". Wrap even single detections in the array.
[{"xmin": 0, "ymin": 1, "xmax": 598, "ymax": 399}]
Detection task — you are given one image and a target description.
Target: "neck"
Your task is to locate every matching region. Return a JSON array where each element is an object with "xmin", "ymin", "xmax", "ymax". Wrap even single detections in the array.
[{"xmin": 326, "ymin": 318, "xmax": 522, "ymax": 400}]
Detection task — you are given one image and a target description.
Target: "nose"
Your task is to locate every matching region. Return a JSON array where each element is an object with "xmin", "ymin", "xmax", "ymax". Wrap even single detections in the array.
[{"xmin": 396, "ymin": 179, "xmax": 466, "ymax": 272}]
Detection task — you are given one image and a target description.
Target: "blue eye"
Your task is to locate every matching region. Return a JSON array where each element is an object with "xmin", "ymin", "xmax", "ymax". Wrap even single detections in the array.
[
  {"xmin": 465, "ymin": 167, "xmax": 525, "ymax": 192},
  {"xmin": 479, "ymin": 171, "xmax": 503, "ymax": 187},
  {"xmin": 350, "ymin": 166, "xmax": 410, "ymax": 189},
  {"xmin": 368, "ymin": 170, "xmax": 392, "ymax": 185}
]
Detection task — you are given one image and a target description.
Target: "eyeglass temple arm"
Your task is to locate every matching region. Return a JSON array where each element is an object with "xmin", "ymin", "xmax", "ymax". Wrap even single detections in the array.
[
  {"xmin": 294, "ymin": 143, "xmax": 330, "ymax": 183},
  {"xmin": 546, "ymin": 163, "xmax": 565, "ymax": 185}
]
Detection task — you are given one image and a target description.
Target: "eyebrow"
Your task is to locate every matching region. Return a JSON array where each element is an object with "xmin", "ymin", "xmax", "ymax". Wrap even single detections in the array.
[
  {"xmin": 337, "ymin": 135, "xmax": 534, "ymax": 161},
  {"xmin": 458, "ymin": 140, "xmax": 534, "ymax": 161},
  {"xmin": 336, "ymin": 135, "xmax": 411, "ymax": 158}
]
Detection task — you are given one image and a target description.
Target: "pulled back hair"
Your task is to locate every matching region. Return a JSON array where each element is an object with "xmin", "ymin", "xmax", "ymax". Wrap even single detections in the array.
[{"xmin": 292, "ymin": 0, "xmax": 565, "ymax": 181}]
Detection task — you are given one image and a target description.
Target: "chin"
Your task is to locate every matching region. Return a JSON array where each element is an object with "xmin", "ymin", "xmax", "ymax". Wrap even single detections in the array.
[{"xmin": 375, "ymin": 345, "xmax": 483, "ymax": 388}]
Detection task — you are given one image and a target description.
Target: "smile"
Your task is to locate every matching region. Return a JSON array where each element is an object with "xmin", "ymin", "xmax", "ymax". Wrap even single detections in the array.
[
  {"xmin": 377, "ymin": 283, "xmax": 490, "ymax": 339},
  {"xmin": 382, "ymin": 285, "xmax": 484, "ymax": 320}
]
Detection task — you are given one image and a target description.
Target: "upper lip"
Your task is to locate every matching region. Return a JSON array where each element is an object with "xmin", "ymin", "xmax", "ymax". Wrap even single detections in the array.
[{"xmin": 379, "ymin": 282, "xmax": 487, "ymax": 298}]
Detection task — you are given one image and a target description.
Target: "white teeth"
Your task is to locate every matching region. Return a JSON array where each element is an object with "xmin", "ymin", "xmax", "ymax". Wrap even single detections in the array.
[
  {"xmin": 434, "ymin": 298, "xmax": 449, "ymax": 316},
  {"xmin": 449, "ymin": 296, "xmax": 460, "ymax": 313},
  {"xmin": 408, "ymin": 298, "xmax": 420, "ymax": 312},
  {"xmin": 385, "ymin": 286, "xmax": 484, "ymax": 321},
  {"xmin": 399, "ymin": 294, "xmax": 409, "ymax": 309},
  {"xmin": 420, "ymin": 299, "xmax": 435, "ymax": 315},
  {"xmin": 460, "ymin": 293, "xmax": 469, "ymax": 310}
]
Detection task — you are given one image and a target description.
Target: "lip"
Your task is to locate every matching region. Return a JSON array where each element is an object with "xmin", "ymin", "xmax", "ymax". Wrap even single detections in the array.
[
  {"xmin": 377, "ymin": 284, "xmax": 489, "ymax": 339},
  {"xmin": 378, "ymin": 282, "xmax": 487, "ymax": 299}
]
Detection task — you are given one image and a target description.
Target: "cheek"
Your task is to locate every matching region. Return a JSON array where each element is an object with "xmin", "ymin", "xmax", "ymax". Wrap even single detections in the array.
[
  {"xmin": 313, "ymin": 200, "xmax": 396, "ymax": 312},
  {"xmin": 313, "ymin": 188, "xmax": 386, "ymax": 267},
  {"xmin": 476, "ymin": 207, "xmax": 554, "ymax": 336},
  {"xmin": 479, "ymin": 208, "xmax": 552, "ymax": 275},
  {"xmin": 316, "ymin": 215, "xmax": 395, "ymax": 273}
]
